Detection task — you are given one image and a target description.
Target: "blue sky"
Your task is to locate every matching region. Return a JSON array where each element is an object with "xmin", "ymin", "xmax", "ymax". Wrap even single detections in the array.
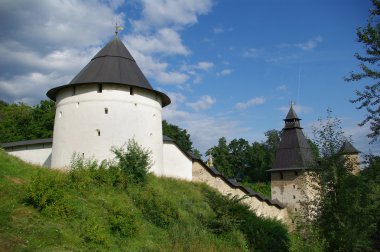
[{"xmin": 0, "ymin": 0, "xmax": 378, "ymax": 155}]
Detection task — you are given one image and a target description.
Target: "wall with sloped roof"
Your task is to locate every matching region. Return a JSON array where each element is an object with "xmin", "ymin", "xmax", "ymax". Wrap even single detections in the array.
[
  {"xmin": 162, "ymin": 141, "xmax": 192, "ymax": 180},
  {"xmin": 192, "ymin": 160, "xmax": 289, "ymax": 223}
]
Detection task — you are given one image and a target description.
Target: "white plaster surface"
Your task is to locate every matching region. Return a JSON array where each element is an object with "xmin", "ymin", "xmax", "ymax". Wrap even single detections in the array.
[
  {"xmin": 51, "ymin": 84, "xmax": 164, "ymax": 175},
  {"xmin": 162, "ymin": 142, "xmax": 192, "ymax": 180},
  {"xmin": 5, "ymin": 144, "xmax": 52, "ymax": 167}
]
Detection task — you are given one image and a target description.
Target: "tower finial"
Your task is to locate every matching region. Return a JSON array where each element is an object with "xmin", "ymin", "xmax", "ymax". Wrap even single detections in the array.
[
  {"xmin": 114, "ymin": 22, "xmax": 123, "ymax": 36},
  {"xmin": 289, "ymin": 100, "xmax": 295, "ymax": 107}
]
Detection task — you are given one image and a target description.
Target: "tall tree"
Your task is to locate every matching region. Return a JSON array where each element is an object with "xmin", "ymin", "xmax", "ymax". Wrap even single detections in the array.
[
  {"xmin": 346, "ymin": 0, "xmax": 380, "ymax": 142},
  {"xmin": 162, "ymin": 120, "xmax": 201, "ymax": 158},
  {"xmin": 162, "ymin": 120, "xmax": 193, "ymax": 152},
  {"xmin": 206, "ymin": 137, "xmax": 234, "ymax": 178},
  {"xmin": 299, "ymin": 110, "xmax": 377, "ymax": 251}
]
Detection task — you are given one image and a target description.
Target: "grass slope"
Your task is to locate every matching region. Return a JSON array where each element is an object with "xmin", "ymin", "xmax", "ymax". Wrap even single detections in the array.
[{"xmin": 0, "ymin": 150, "xmax": 289, "ymax": 251}]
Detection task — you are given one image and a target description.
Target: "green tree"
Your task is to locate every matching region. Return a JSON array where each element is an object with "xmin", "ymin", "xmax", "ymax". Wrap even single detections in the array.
[
  {"xmin": 0, "ymin": 100, "xmax": 55, "ymax": 143},
  {"xmin": 111, "ymin": 139, "xmax": 153, "ymax": 184},
  {"xmin": 162, "ymin": 120, "xmax": 201, "ymax": 158},
  {"xmin": 299, "ymin": 110, "xmax": 377, "ymax": 251},
  {"xmin": 346, "ymin": 0, "xmax": 380, "ymax": 142},
  {"xmin": 206, "ymin": 137, "xmax": 234, "ymax": 178}
]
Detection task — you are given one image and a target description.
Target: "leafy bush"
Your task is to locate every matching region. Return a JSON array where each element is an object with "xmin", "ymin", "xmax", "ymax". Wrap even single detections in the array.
[
  {"xmin": 134, "ymin": 186, "xmax": 179, "ymax": 228},
  {"xmin": 107, "ymin": 202, "xmax": 139, "ymax": 238},
  {"xmin": 112, "ymin": 139, "xmax": 153, "ymax": 184},
  {"xmin": 204, "ymin": 189, "xmax": 290, "ymax": 252}
]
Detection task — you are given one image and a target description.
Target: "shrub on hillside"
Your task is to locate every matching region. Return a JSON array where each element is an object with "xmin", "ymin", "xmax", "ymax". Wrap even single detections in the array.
[
  {"xmin": 112, "ymin": 139, "xmax": 153, "ymax": 184},
  {"xmin": 26, "ymin": 171, "xmax": 80, "ymax": 217},
  {"xmin": 204, "ymin": 189, "xmax": 290, "ymax": 252}
]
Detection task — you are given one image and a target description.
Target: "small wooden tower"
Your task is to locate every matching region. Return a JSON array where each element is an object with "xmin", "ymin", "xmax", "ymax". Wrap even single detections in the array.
[
  {"xmin": 268, "ymin": 104, "xmax": 314, "ymax": 212},
  {"xmin": 339, "ymin": 140, "xmax": 360, "ymax": 174}
]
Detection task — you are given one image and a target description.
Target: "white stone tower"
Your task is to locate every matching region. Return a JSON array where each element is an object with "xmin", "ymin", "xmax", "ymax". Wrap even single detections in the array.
[{"xmin": 47, "ymin": 34, "xmax": 171, "ymax": 175}]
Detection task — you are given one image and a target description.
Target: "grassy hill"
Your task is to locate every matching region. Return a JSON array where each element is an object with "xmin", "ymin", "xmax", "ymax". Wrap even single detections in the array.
[{"xmin": 0, "ymin": 149, "xmax": 289, "ymax": 251}]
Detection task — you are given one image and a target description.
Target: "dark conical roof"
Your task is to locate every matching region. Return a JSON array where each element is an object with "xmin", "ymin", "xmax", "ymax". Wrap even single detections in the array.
[
  {"xmin": 268, "ymin": 105, "xmax": 314, "ymax": 172},
  {"xmin": 47, "ymin": 36, "xmax": 170, "ymax": 107},
  {"xmin": 339, "ymin": 140, "xmax": 360, "ymax": 154},
  {"xmin": 285, "ymin": 105, "xmax": 299, "ymax": 120}
]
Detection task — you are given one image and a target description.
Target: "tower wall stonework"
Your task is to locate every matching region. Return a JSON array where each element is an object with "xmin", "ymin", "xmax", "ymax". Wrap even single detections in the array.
[
  {"xmin": 51, "ymin": 83, "xmax": 164, "ymax": 175},
  {"xmin": 271, "ymin": 171, "xmax": 306, "ymax": 212}
]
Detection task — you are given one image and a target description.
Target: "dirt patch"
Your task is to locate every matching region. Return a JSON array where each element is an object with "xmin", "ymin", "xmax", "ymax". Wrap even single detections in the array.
[{"xmin": 5, "ymin": 176, "xmax": 24, "ymax": 184}]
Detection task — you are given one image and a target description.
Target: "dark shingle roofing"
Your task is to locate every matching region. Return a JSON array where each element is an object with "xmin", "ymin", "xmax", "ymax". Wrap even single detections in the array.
[
  {"xmin": 285, "ymin": 105, "xmax": 299, "ymax": 120},
  {"xmin": 339, "ymin": 140, "xmax": 360, "ymax": 154},
  {"xmin": 47, "ymin": 36, "xmax": 171, "ymax": 107},
  {"xmin": 268, "ymin": 105, "xmax": 314, "ymax": 172},
  {"xmin": 1, "ymin": 138, "xmax": 53, "ymax": 148}
]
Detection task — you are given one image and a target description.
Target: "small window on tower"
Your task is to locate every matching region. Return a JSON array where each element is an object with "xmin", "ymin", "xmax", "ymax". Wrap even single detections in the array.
[
  {"xmin": 130, "ymin": 87, "xmax": 134, "ymax": 95},
  {"xmin": 72, "ymin": 86, "xmax": 76, "ymax": 96},
  {"xmin": 104, "ymin": 108, "xmax": 108, "ymax": 114},
  {"xmin": 97, "ymin": 84, "xmax": 103, "ymax": 93},
  {"xmin": 280, "ymin": 172, "xmax": 284, "ymax": 180},
  {"xmin": 59, "ymin": 111, "xmax": 62, "ymax": 118},
  {"xmin": 293, "ymin": 195, "xmax": 296, "ymax": 199},
  {"xmin": 96, "ymin": 129, "xmax": 101, "ymax": 136},
  {"xmin": 294, "ymin": 171, "xmax": 298, "ymax": 176}
]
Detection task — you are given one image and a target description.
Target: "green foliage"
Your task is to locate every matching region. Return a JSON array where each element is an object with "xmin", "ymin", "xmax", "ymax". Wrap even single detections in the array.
[
  {"xmin": 133, "ymin": 186, "xmax": 180, "ymax": 228},
  {"xmin": 0, "ymin": 149, "xmax": 290, "ymax": 251},
  {"xmin": 242, "ymin": 182, "xmax": 271, "ymax": 198},
  {"xmin": 162, "ymin": 120, "xmax": 202, "ymax": 158},
  {"xmin": 112, "ymin": 139, "xmax": 152, "ymax": 184},
  {"xmin": 206, "ymin": 129, "xmax": 282, "ymax": 183},
  {"xmin": 204, "ymin": 190, "xmax": 290, "ymax": 252},
  {"xmin": 345, "ymin": 0, "xmax": 380, "ymax": 142},
  {"xmin": 296, "ymin": 110, "xmax": 378, "ymax": 251},
  {"xmin": 0, "ymin": 100, "xmax": 55, "ymax": 143}
]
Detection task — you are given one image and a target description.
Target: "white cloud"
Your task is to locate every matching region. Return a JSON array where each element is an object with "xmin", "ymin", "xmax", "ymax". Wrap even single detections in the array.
[
  {"xmin": 275, "ymin": 85, "xmax": 288, "ymax": 92},
  {"xmin": 242, "ymin": 48, "xmax": 260, "ymax": 58},
  {"xmin": 213, "ymin": 26, "xmax": 224, "ymax": 34},
  {"xmin": 187, "ymin": 95, "xmax": 216, "ymax": 111},
  {"xmin": 0, "ymin": 0, "xmax": 124, "ymax": 104},
  {"xmin": 125, "ymin": 28, "xmax": 190, "ymax": 56},
  {"xmin": 196, "ymin": 61, "xmax": 214, "ymax": 71},
  {"xmin": 163, "ymin": 106, "xmax": 250, "ymax": 153},
  {"xmin": 216, "ymin": 69, "xmax": 232, "ymax": 76},
  {"xmin": 132, "ymin": 0, "xmax": 213, "ymax": 30},
  {"xmin": 236, "ymin": 97, "xmax": 266, "ymax": 110},
  {"xmin": 278, "ymin": 36, "xmax": 323, "ymax": 52},
  {"xmin": 295, "ymin": 36, "xmax": 323, "ymax": 51}
]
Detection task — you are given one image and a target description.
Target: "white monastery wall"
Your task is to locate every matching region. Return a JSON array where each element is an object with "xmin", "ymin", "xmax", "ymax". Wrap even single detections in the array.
[
  {"xmin": 162, "ymin": 142, "xmax": 192, "ymax": 180},
  {"xmin": 51, "ymin": 83, "xmax": 164, "ymax": 175},
  {"xmin": 192, "ymin": 160, "xmax": 289, "ymax": 223},
  {"xmin": 5, "ymin": 143, "xmax": 52, "ymax": 167}
]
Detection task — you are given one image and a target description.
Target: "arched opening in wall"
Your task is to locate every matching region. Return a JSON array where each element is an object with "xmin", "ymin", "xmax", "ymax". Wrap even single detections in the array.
[
  {"xmin": 280, "ymin": 172, "xmax": 283, "ymax": 180},
  {"xmin": 104, "ymin": 108, "xmax": 108, "ymax": 114},
  {"xmin": 293, "ymin": 185, "xmax": 296, "ymax": 189},
  {"xmin": 96, "ymin": 129, "xmax": 101, "ymax": 136},
  {"xmin": 130, "ymin": 87, "xmax": 134, "ymax": 95},
  {"xmin": 294, "ymin": 171, "xmax": 298, "ymax": 176},
  {"xmin": 97, "ymin": 84, "xmax": 103, "ymax": 93},
  {"xmin": 293, "ymin": 195, "xmax": 296, "ymax": 199}
]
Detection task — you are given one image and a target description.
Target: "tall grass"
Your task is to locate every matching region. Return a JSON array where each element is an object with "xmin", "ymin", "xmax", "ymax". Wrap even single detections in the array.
[{"xmin": 0, "ymin": 149, "xmax": 289, "ymax": 251}]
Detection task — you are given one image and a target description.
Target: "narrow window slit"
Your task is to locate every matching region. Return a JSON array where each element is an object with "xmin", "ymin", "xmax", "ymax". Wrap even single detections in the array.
[
  {"xmin": 96, "ymin": 129, "xmax": 101, "ymax": 136},
  {"xmin": 97, "ymin": 84, "xmax": 103, "ymax": 93},
  {"xmin": 130, "ymin": 87, "xmax": 134, "ymax": 95},
  {"xmin": 104, "ymin": 108, "xmax": 108, "ymax": 114}
]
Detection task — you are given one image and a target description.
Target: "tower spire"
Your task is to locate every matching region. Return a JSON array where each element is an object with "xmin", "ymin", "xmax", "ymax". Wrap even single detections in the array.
[{"xmin": 114, "ymin": 22, "xmax": 123, "ymax": 37}]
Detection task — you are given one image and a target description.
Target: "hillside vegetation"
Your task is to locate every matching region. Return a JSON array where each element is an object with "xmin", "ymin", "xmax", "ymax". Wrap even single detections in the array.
[{"xmin": 0, "ymin": 149, "xmax": 289, "ymax": 251}]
